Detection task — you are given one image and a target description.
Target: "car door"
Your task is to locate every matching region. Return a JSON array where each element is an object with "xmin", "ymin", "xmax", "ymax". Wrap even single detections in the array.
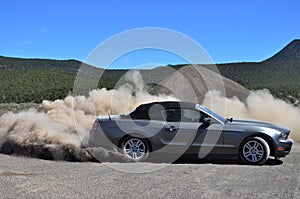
[
  {"xmin": 158, "ymin": 108, "xmax": 202, "ymax": 154},
  {"xmin": 192, "ymin": 116, "xmax": 224, "ymax": 157},
  {"xmin": 159, "ymin": 108, "xmax": 223, "ymax": 156}
]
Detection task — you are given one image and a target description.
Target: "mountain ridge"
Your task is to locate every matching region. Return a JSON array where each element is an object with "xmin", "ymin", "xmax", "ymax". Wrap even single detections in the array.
[
  {"xmin": 0, "ymin": 39, "xmax": 299, "ymax": 103},
  {"xmin": 264, "ymin": 39, "xmax": 300, "ymax": 62}
]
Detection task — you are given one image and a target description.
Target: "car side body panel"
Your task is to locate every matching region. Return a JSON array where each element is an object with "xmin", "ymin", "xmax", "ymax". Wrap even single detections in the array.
[{"xmin": 85, "ymin": 101, "xmax": 293, "ymax": 162}]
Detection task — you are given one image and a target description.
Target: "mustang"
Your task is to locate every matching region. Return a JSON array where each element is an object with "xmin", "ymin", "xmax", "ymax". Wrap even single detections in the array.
[{"xmin": 84, "ymin": 101, "xmax": 293, "ymax": 165}]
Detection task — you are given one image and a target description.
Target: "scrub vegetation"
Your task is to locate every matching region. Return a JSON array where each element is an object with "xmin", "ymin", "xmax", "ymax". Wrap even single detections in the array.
[{"xmin": 0, "ymin": 40, "xmax": 299, "ymax": 104}]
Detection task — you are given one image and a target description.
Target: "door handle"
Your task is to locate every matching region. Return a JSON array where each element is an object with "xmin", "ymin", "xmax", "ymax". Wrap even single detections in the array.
[{"xmin": 168, "ymin": 126, "xmax": 177, "ymax": 132}]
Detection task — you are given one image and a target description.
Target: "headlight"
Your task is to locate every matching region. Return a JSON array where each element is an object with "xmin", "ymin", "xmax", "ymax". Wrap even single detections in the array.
[{"xmin": 279, "ymin": 132, "xmax": 289, "ymax": 140}]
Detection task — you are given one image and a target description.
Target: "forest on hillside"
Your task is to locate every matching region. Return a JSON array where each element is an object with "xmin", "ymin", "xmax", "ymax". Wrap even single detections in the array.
[{"xmin": 1, "ymin": 45, "xmax": 300, "ymax": 105}]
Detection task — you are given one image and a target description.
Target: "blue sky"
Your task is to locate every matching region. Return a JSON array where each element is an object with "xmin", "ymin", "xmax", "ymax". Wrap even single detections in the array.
[{"xmin": 1, "ymin": 0, "xmax": 300, "ymax": 68}]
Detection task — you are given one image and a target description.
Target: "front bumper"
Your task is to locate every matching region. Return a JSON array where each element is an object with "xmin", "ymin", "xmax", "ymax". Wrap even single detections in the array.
[{"xmin": 275, "ymin": 138, "xmax": 293, "ymax": 158}]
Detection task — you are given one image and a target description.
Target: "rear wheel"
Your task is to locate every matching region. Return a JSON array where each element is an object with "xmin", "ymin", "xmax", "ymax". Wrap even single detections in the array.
[
  {"xmin": 240, "ymin": 136, "xmax": 270, "ymax": 165},
  {"xmin": 120, "ymin": 137, "xmax": 150, "ymax": 161}
]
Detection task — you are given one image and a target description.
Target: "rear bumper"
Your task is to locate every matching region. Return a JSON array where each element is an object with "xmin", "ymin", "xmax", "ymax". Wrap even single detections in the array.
[
  {"xmin": 275, "ymin": 138, "xmax": 293, "ymax": 158},
  {"xmin": 82, "ymin": 128, "xmax": 116, "ymax": 150}
]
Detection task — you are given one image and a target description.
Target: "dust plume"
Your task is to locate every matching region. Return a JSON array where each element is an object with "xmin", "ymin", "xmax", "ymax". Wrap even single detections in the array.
[
  {"xmin": 0, "ymin": 69, "xmax": 299, "ymax": 162},
  {"xmin": 202, "ymin": 89, "xmax": 300, "ymax": 142},
  {"xmin": 0, "ymin": 71, "xmax": 175, "ymax": 161}
]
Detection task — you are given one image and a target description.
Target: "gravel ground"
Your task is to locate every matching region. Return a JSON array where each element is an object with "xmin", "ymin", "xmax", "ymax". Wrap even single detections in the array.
[{"xmin": 0, "ymin": 143, "xmax": 299, "ymax": 199}]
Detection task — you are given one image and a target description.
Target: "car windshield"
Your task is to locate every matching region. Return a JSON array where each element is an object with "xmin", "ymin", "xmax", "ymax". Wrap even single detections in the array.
[{"xmin": 195, "ymin": 104, "xmax": 227, "ymax": 123}]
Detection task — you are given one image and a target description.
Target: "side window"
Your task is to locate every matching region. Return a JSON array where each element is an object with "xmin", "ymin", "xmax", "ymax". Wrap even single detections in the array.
[
  {"xmin": 165, "ymin": 108, "xmax": 204, "ymax": 122},
  {"xmin": 182, "ymin": 109, "xmax": 202, "ymax": 122},
  {"xmin": 166, "ymin": 108, "xmax": 181, "ymax": 122},
  {"xmin": 149, "ymin": 110, "xmax": 167, "ymax": 121}
]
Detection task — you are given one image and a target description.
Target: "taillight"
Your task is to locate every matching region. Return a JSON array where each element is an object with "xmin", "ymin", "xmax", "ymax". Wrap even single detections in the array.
[{"xmin": 92, "ymin": 120, "xmax": 99, "ymax": 129}]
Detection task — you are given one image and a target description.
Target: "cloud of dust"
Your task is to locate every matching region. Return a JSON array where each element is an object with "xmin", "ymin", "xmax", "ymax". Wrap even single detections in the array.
[
  {"xmin": 0, "ymin": 70, "xmax": 299, "ymax": 162},
  {"xmin": 202, "ymin": 89, "xmax": 300, "ymax": 142},
  {"xmin": 0, "ymin": 71, "xmax": 176, "ymax": 161}
]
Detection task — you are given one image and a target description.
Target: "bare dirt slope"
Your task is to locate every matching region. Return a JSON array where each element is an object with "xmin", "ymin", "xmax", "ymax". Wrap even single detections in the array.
[
  {"xmin": 0, "ymin": 143, "xmax": 299, "ymax": 199},
  {"xmin": 151, "ymin": 65, "xmax": 250, "ymax": 103}
]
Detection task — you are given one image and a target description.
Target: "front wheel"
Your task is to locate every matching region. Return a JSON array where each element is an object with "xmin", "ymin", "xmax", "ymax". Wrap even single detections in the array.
[
  {"xmin": 120, "ymin": 137, "xmax": 150, "ymax": 161},
  {"xmin": 240, "ymin": 136, "xmax": 270, "ymax": 165}
]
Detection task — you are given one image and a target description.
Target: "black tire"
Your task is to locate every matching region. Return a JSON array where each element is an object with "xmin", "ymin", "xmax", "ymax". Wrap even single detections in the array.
[
  {"xmin": 239, "ymin": 136, "xmax": 270, "ymax": 165},
  {"xmin": 120, "ymin": 136, "xmax": 150, "ymax": 161}
]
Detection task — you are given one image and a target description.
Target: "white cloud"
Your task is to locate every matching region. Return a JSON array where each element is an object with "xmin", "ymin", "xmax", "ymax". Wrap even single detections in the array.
[
  {"xmin": 36, "ymin": 27, "xmax": 48, "ymax": 33},
  {"xmin": 12, "ymin": 41, "xmax": 30, "ymax": 47}
]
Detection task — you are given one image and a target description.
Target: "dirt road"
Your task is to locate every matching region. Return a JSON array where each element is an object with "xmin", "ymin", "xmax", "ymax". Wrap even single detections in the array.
[{"xmin": 0, "ymin": 143, "xmax": 299, "ymax": 198}]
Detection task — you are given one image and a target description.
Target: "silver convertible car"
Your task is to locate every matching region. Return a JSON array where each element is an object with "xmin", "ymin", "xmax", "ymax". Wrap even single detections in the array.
[{"xmin": 84, "ymin": 101, "xmax": 293, "ymax": 165}]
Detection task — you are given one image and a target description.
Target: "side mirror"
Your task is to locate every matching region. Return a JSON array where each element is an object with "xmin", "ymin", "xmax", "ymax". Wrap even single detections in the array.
[{"xmin": 203, "ymin": 117, "xmax": 212, "ymax": 124}]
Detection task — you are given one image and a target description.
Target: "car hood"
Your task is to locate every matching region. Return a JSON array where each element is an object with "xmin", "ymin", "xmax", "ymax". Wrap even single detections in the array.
[{"xmin": 227, "ymin": 119, "xmax": 290, "ymax": 133}]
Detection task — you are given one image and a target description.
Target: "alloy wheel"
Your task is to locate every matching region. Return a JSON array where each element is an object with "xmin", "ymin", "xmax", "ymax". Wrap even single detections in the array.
[
  {"xmin": 123, "ymin": 138, "xmax": 147, "ymax": 161},
  {"xmin": 242, "ymin": 140, "xmax": 264, "ymax": 163}
]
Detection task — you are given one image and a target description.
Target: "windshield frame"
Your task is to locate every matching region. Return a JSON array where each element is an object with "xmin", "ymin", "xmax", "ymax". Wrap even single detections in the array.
[{"xmin": 195, "ymin": 104, "xmax": 227, "ymax": 124}]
